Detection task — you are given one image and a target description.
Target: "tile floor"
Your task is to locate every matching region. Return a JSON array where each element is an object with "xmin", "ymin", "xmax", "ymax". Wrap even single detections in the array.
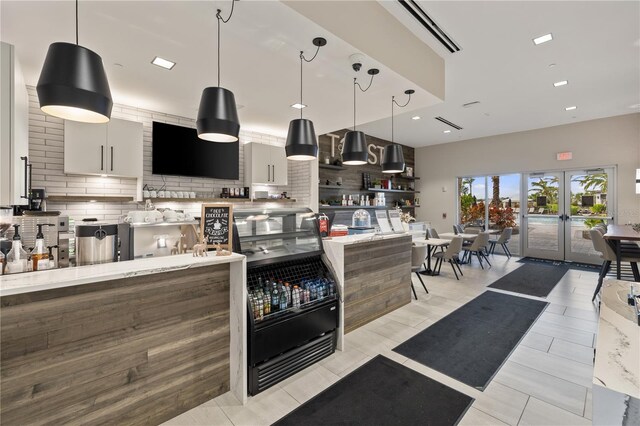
[{"xmin": 164, "ymin": 255, "xmax": 597, "ymax": 426}]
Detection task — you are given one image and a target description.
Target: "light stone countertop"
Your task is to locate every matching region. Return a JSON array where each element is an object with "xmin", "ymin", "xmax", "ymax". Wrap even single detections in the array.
[
  {"xmin": 593, "ymin": 279, "xmax": 640, "ymax": 399},
  {"xmin": 322, "ymin": 232, "xmax": 411, "ymax": 246},
  {"xmin": 0, "ymin": 252, "xmax": 245, "ymax": 296}
]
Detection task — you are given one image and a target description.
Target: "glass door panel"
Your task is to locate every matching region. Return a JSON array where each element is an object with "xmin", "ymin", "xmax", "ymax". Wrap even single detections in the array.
[
  {"xmin": 565, "ymin": 169, "xmax": 614, "ymax": 264},
  {"xmin": 523, "ymin": 172, "xmax": 564, "ymax": 260}
]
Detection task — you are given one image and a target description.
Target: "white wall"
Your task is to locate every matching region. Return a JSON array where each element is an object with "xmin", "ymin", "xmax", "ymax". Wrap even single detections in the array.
[
  {"xmin": 415, "ymin": 113, "xmax": 640, "ymax": 231},
  {"xmin": 26, "ymin": 86, "xmax": 311, "ymax": 221}
]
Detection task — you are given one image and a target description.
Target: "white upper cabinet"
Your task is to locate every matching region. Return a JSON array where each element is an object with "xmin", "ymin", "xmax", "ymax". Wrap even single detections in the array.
[
  {"xmin": 106, "ymin": 118, "xmax": 143, "ymax": 177},
  {"xmin": 0, "ymin": 42, "xmax": 29, "ymax": 206},
  {"xmin": 244, "ymin": 142, "xmax": 288, "ymax": 186},
  {"xmin": 64, "ymin": 118, "xmax": 143, "ymax": 177}
]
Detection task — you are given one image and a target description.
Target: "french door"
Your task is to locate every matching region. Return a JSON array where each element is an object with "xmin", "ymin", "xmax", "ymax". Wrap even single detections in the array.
[{"xmin": 522, "ymin": 168, "xmax": 615, "ymax": 264}]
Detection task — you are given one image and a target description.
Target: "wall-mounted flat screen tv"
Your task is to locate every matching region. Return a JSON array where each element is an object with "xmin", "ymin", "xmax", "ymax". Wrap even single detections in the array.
[{"xmin": 152, "ymin": 121, "xmax": 239, "ymax": 180}]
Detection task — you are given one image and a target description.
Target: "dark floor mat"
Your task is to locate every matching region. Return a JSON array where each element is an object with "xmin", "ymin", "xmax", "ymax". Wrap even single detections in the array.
[
  {"xmin": 517, "ymin": 256, "xmax": 599, "ymax": 271},
  {"xmin": 393, "ymin": 291, "xmax": 547, "ymax": 390},
  {"xmin": 489, "ymin": 262, "xmax": 569, "ymax": 297},
  {"xmin": 273, "ymin": 355, "xmax": 474, "ymax": 426}
]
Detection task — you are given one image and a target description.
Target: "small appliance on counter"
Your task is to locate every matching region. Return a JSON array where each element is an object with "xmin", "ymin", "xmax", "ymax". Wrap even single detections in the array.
[
  {"xmin": 75, "ymin": 221, "xmax": 118, "ymax": 266},
  {"xmin": 118, "ymin": 210, "xmax": 199, "ymax": 260}
]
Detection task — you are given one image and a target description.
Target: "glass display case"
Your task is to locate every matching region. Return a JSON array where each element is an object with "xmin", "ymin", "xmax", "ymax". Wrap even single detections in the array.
[
  {"xmin": 234, "ymin": 207, "xmax": 322, "ymax": 267},
  {"xmin": 234, "ymin": 207, "xmax": 339, "ymax": 396}
]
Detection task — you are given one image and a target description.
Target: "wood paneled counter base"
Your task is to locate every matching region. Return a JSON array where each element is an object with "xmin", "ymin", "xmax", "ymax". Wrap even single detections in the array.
[
  {"xmin": 323, "ymin": 234, "xmax": 413, "ymax": 349},
  {"xmin": 1, "ymin": 263, "xmax": 237, "ymax": 425}
]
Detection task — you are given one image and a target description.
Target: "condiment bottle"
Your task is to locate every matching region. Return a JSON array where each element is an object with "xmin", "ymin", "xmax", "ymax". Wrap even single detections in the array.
[
  {"xmin": 31, "ymin": 224, "xmax": 51, "ymax": 271},
  {"xmin": 5, "ymin": 225, "xmax": 28, "ymax": 274}
]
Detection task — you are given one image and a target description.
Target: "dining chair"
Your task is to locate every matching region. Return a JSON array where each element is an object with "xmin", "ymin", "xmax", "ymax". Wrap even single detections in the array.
[
  {"xmin": 528, "ymin": 207, "xmax": 535, "ymax": 214},
  {"xmin": 428, "ymin": 228, "xmax": 440, "ymax": 238},
  {"xmin": 462, "ymin": 232, "xmax": 492, "ymax": 269},
  {"xmin": 488, "ymin": 227, "xmax": 513, "ymax": 258},
  {"xmin": 537, "ymin": 207, "xmax": 545, "ymax": 214},
  {"xmin": 411, "ymin": 244, "xmax": 430, "ymax": 299},
  {"xmin": 432, "ymin": 236, "xmax": 464, "ymax": 280},
  {"xmin": 589, "ymin": 229, "xmax": 640, "ymax": 301}
]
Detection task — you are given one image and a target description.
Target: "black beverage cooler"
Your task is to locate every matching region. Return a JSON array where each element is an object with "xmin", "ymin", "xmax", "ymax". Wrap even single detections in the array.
[{"xmin": 234, "ymin": 208, "xmax": 339, "ymax": 396}]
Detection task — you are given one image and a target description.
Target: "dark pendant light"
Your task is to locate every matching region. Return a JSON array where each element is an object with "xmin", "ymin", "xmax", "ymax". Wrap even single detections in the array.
[
  {"xmin": 37, "ymin": 0, "xmax": 112, "ymax": 123},
  {"xmin": 285, "ymin": 37, "xmax": 327, "ymax": 161},
  {"xmin": 382, "ymin": 89, "xmax": 414, "ymax": 173},
  {"xmin": 342, "ymin": 69, "xmax": 379, "ymax": 166},
  {"xmin": 197, "ymin": 1, "xmax": 240, "ymax": 142}
]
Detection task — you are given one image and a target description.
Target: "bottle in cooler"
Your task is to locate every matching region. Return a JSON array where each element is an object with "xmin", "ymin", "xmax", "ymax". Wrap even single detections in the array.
[
  {"xmin": 271, "ymin": 283, "xmax": 279, "ymax": 312},
  {"xmin": 279, "ymin": 289, "xmax": 287, "ymax": 311},
  {"xmin": 292, "ymin": 285, "xmax": 301, "ymax": 308}
]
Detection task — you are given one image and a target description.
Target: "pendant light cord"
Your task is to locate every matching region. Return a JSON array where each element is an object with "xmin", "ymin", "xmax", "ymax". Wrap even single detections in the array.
[
  {"xmin": 353, "ymin": 78, "xmax": 357, "ymax": 130},
  {"xmin": 75, "ymin": 0, "xmax": 79, "ymax": 45},
  {"xmin": 298, "ymin": 42, "xmax": 323, "ymax": 120},
  {"xmin": 391, "ymin": 91, "xmax": 413, "ymax": 143},
  {"xmin": 352, "ymin": 72, "xmax": 377, "ymax": 131},
  {"xmin": 215, "ymin": 0, "xmax": 236, "ymax": 87}
]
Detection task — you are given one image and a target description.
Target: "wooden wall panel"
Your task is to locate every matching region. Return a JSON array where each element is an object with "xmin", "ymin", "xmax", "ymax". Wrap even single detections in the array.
[
  {"xmin": 0, "ymin": 264, "xmax": 231, "ymax": 426},
  {"xmin": 342, "ymin": 236, "xmax": 412, "ymax": 334}
]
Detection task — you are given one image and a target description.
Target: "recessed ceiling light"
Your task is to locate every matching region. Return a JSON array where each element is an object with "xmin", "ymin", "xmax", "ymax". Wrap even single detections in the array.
[
  {"xmin": 291, "ymin": 103, "xmax": 307, "ymax": 109},
  {"xmin": 443, "ymin": 130, "xmax": 451, "ymax": 134},
  {"xmin": 548, "ymin": 63, "xmax": 556, "ymax": 68},
  {"xmin": 412, "ymin": 116, "xmax": 421, "ymax": 120},
  {"xmin": 151, "ymin": 56, "xmax": 175, "ymax": 70},
  {"xmin": 533, "ymin": 33, "xmax": 553, "ymax": 45},
  {"xmin": 565, "ymin": 106, "xmax": 577, "ymax": 111},
  {"xmin": 553, "ymin": 80, "xmax": 568, "ymax": 87}
]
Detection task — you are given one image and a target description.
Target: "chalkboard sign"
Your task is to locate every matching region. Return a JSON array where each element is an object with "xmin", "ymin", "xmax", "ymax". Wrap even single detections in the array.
[{"xmin": 201, "ymin": 203, "xmax": 233, "ymax": 251}]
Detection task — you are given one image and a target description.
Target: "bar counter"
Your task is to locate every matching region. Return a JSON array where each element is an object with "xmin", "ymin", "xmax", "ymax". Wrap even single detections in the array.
[
  {"xmin": 0, "ymin": 253, "xmax": 247, "ymax": 424},
  {"xmin": 323, "ymin": 233, "xmax": 413, "ymax": 350}
]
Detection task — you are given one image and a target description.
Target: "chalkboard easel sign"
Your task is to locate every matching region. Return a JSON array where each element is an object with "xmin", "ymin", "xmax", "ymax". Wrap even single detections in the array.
[{"xmin": 201, "ymin": 203, "xmax": 233, "ymax": 251}]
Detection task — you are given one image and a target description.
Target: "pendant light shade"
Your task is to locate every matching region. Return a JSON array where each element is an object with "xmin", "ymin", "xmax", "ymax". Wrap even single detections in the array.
[
  {"xmin": 285, "ymin": 118, "xmax": 318, "ymax": 161},
  {"xmin": 382, "ymin": 144, "xmax": 405, "ymax": 173},
  {"xmin": 196, "ymin": 87, "xmax": 239, "ymax": 142},
  {"xmin": 286, "ymin": 37, "xmax": 326, "ymax": 161},
  {"xmin": 37, "ymin": 42, "xmax": 112, "ymax": 123},
  {"xmin": 197, "ymin": 5, "xmax": 240, "ymax": 142},
  {"xmin": 342, "ymin": 130, "xmax": 368, "ymax": 165}
]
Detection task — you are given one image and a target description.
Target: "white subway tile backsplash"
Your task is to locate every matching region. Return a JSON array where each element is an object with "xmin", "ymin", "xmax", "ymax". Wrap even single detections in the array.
[{"xmin": 26, "ymin": 86, "xmax": 311, "ymax": 221}]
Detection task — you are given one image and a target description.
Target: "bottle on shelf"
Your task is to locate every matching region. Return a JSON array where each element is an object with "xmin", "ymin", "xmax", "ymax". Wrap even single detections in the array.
[
  {"xmin": 271, "ymin": 282, "xmax": 279, "ymax": 312},
  {"xmin": 31, "ymin": 224, "xmax": 52, "ymax": 272},
  {"xmin": 292, "ymin": 285, "xmax": 301, "ymax": 308},
  {"xmin": 279, "ymin": 289, "xmax": 287, "ymax": 311},
  {"xmin": 342, "ymin": 194, "xmax": 347, "ymax": 206},
  {"xmin": 5, "ymin": 225, "xmax": 28, "ymax": 275}
]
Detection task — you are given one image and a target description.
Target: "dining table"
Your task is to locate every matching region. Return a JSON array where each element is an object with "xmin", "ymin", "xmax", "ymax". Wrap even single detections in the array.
[
  {"xmin": 603, "ymin": 224, "xmax": 640, "ymax": 280},
  {"xmin": 414, "ymin": 238, "xmax": 450, "ymax": 275}
]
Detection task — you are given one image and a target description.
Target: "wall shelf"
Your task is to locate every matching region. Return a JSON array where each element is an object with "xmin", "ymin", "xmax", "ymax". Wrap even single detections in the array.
[
  {"xmin": 319, "ymin": 185, "xmax": 348, "ymax": 190},
  {"xmin": 394, "ymin": 175, "xmax": 420, "ymax": 180},
  {"xmin": 366, "ymin": 188, "xmax": 420, "ymax": 194},
  {"xmin": 318, "ymin": 164, "xmax": 345, "ymax": 170},
  {"xmin": 145, "ymin": 197, "xmax": 296, "ymax": 203},
  {"xmin": 319, "ymin": 205, "xmax": 388, "ymax": 210},
  {"xmin": 46, "ymin": 195, "xmax": 135, "ymax": 203}
]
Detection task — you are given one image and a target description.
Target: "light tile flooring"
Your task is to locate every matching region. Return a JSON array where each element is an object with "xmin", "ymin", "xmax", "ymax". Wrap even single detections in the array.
[{"xmin": 164, "ymin": 255, "xmax": 598, "ymax": 426}]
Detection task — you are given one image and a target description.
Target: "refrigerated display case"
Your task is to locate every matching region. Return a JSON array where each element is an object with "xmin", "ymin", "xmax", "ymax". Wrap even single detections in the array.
[{"xmin": 234, "ymin": 208, "xmax": 339, "ymax": 395}]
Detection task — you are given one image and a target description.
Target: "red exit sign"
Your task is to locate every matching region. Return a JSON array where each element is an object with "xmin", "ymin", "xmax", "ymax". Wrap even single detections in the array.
[{"xmin": 556, "ymin": 152, "xmax": 573, "ymax": 161}]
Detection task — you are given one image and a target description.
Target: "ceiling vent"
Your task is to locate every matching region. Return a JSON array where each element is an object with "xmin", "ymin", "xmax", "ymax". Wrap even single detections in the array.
[
  {"xmin": 397, "ymin": 0, "xmax": 461, "ymax": 54},
  {"xmin": 435, "ymin": 116, "xmax": 463, "ymax": 130},
  {"xmin": 463, "ymin": 101, "xmax": 481, "ymax": 108}
]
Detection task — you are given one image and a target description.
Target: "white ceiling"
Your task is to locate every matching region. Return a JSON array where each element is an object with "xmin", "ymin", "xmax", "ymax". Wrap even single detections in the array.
[
  {"xmin": 0, "ymin": 1, "xmax": 439, "ymax": 138},
  {"xmin": 360, "ymin": 0, "xmax": 640, "ymax": 147},
  {"xmin": 2, "ymin": 1, "xmax": 639, "ymax": 147}
]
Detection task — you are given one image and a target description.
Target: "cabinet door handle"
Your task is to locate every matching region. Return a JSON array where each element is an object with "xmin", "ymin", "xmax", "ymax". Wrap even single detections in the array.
[
  {"xmin": 267, "ymin": 164, "xmax": 270, "ymax": 182},
  {"xmin": 20, "ymin": 156, "xmax": 28, "ymax": 199},
  {"xmin": 100, "ymin": 145, "xmax": 104, "ymax": 170},
  {"xmin": 110, "ymin": 146, "xmax": 114, "ymax": 171},
  {"xmin": 272, "ymin": 165, "xmax": 275, "ymax": 182}
]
